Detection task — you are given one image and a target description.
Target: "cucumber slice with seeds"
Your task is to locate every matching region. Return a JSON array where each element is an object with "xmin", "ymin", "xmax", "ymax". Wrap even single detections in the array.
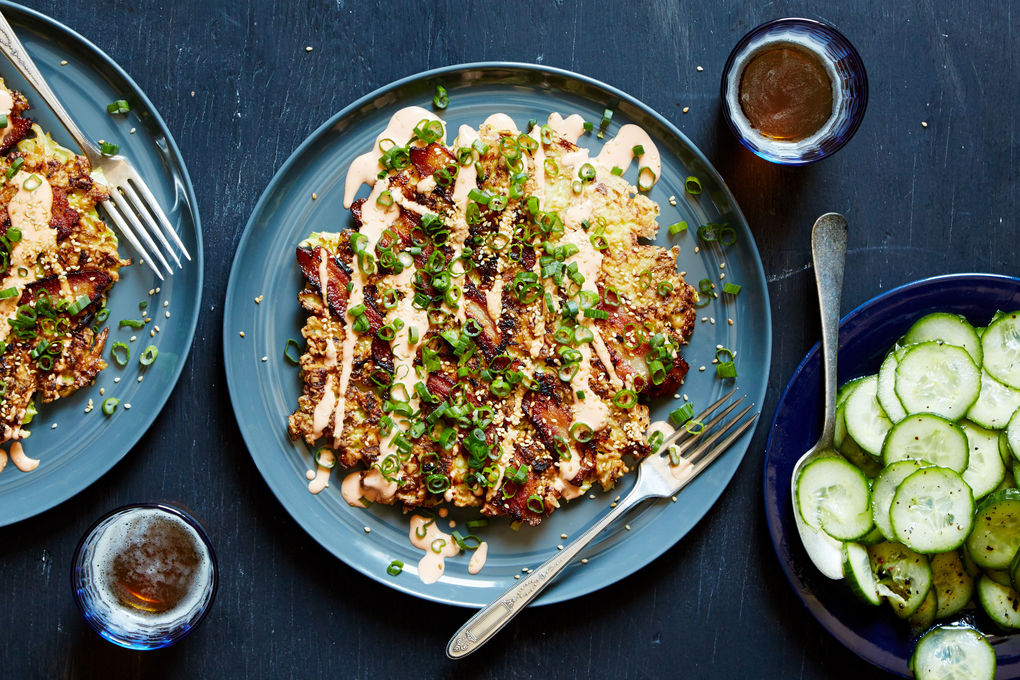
[
  {"xmin": 895, "ymin": 342, "xmax": 981, "ymax": 421},
  {"xmin": 873, "ymin": 460, "xmax": 925, "ymax": 541},
  {"xmin": 908, "ymin": 588, "xmax": 938, "ymax": 634},
  {"xmin": 964, "ymin": 488, "xmax": 1020, "ymax": 569},
  {"xmin": 904, "ymin": 313, "xmax": 983, "ymax": 366},
  {"xmin": 984, "ymin": 568, "xmax": 1012, "ymax": 587},
  {"xmin": 931, "ymin": 551, "xmax": 974, "ymax": 619},
  {"xmin": 891, "ymin": 467, "xmax": 974, "ymax": 553},
  {"xmin": 967, "ymin": 371, "xmax": 1020, "ymax": 430},
  {"xmin": 844, "ymin": 375, "xmax": 893, "ymax": 456},
  {"xmin": 869, "ymin": 541, "xmax": 932, "ymax": 618},
  {"xmin": 882, "ymin": 413, "xmax": 968, "ymax": 472},
  {"xmin": 976, "ymin": 575, "xmax": 1020, "ymax": 630},
  {"xmin": 843, "ymin": 542, "xmax": 881, "ymax": 606},
  {"xmin": 981, "ymin": 311, "xmax": 1020, "ymax": 389},
  {"xmin": 910, "ymin": 625, "xmax": 996, "ymax": 680},
  {"xmin": 877, "ymin": 352, "xmax": 907, "ymax": 423},
  {"xmin": 795, "ymin": 456, "xmax": 874, "ymax": 541},
  {"xmin": 960, "ymin": 420, "xmax": 1007, "ymax": 499}
]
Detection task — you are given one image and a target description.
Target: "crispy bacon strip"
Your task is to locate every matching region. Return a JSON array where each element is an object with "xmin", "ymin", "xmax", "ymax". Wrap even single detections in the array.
[
  {"xmin": 463, "ymin": 284, "xmax": 500, "ymax": 359},
  {"xmin": 23, "ymin": 269, "xmax": 111, "ymax": 311},
  {"xmin": 522, "ymin": 390, "xmax": 572, "ymax": 459},
  {"xmin": 49, "ymin": 186, "xmax": 81, "ymax": 241},
  {"xmin": 410, "ymin": 143, "xmax": 456, "ymax": 177},
  {"xmin": 0, "ymin": 116, "xmax": 31, "ymax": 154},
  {"xmin": 296, "ymin": 245, "xmax": 350, "ymax": 318}
]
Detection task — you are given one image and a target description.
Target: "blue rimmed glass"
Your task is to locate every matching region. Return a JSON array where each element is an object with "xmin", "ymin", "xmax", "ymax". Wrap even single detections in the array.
[
  {"xmin": 71, "ymin": 503, "xmax": 218, "ymax": 650},
  {"xmin": 720, "ymin": 18, "xmax": 868, "ymax": 165}
]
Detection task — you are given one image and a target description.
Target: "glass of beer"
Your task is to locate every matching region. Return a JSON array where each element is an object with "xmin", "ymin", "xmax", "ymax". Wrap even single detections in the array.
[{"xmin": 71, "ymin": 503, "xmax": 218, "ymax": 649}]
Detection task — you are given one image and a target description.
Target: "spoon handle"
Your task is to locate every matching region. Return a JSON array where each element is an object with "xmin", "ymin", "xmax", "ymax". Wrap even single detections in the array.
[{"xmin": 811, "ymin": 213, "xmax": 848, "ymax": 448}]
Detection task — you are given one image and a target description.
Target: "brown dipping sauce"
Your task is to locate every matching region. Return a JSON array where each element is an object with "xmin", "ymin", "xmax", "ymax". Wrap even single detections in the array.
[{"xmin": 739, "ymin": 43, "xmax": 834, "ymax": 141}]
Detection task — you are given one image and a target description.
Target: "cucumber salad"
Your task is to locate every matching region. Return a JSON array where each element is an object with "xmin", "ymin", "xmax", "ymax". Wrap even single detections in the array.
[{"xmin": 795, "ymin": 310, "xmax": 1020, "ymax": 680}]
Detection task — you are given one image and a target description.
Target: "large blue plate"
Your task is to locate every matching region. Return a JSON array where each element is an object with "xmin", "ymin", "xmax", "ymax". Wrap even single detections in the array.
[
  {"xmin": 0, "ymin": 3, "xmax": 203, "ymax": 526},
  {"xmin": 223, "ymin": 63, "xmax": 770, "ymax": 607},
  {"xmin": 764, "ymin": 273, "xmax": 1020, "ymax": 678}
]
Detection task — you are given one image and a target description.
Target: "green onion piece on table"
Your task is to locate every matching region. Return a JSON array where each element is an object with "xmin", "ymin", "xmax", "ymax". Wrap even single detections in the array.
[{"xmin": 102, "ymin": 397, "xmax": 119, "ymax": 415}]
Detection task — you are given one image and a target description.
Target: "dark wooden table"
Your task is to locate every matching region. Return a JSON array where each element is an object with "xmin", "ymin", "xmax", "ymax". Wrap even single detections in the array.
[{"xmin": 1, "ymin": 1, "xmax": 1015, "ymax": 678}]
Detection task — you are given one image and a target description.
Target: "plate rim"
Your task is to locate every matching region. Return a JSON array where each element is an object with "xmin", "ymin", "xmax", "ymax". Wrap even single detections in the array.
[
  {"xmin": 224, "ymin": 60, "xmax": 772, "ymax": 606},
  {"xmin": 763, "ymin": 271, "xmax": 1020, "ymax": 677},
  {"xmin": 0, "ymin": 0, "xmax": 205, "ymax": 526}
]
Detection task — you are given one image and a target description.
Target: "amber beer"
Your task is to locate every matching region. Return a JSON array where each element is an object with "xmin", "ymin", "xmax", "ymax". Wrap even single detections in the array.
[{"xmin": 72, "ymin": 504, "xmax": 217, "ymax": 649}]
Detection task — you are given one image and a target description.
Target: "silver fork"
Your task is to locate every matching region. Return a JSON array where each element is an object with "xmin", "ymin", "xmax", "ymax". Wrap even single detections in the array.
[
  {"xmin": 446, "ymin": 389, "xmax": 759, "ymax": 659},
  {"xmin": 0, "ymin": 11, "xmax": 189, "ymax": 281}
]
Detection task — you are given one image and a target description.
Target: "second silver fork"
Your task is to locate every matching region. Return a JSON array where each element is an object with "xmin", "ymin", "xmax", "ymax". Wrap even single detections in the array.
[{"xmin": 447, "ymin": 389, "xmax": 759, "ymax": 659}]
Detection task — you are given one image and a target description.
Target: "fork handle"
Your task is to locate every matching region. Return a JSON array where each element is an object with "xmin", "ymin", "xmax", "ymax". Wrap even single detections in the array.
[
  {"xmin": 0, "ymin": 11, "xmax": 99, "ymax": 159},
  {"xmin": 446, "ymin": 490, "xmax": 647, "ymax": 659}
]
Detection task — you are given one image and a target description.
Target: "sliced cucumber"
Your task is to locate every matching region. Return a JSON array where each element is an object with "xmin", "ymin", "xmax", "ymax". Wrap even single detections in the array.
[
  {"xmin": 857, "ymin": 525, "xmax": 886, "ymax": 546},
  {"xmin": 931, "ymin": 551, "xmax": 974, "ymax": 619},
  {"xmin": 1011, "ymin": 547, "xmax": 1020, "ymax": 591},
  {"xmin": 967, "ymin": 371, "xmax": 1020, "ymax": 430},
  {"xmin": 960, "ymin": 420, "xmax": 1007, "ymax": 499},
  {"xmin": 984, "ymin": 568, "xmax": 1012, "ymax": 587},
  {"xmin": 904, "ymin": 312, "xmax": 983, "ymax": 366},
  {"xmin": 910, "ymin": 625, "xmax": 996, "ymax": 680},
  {"xmin": 1000, "ymin": 430, "xmax": 1015, "ymax": 468},
  {"xmin": 837, "ymin": 376, "xmax": 865, "ymax": 408},
  {"xmin": 837, "ymin": 434, "xmax": 884, "ymax": 478},
  {"xmin": 833, "ymin": 401, "xmax": 849, "ymax": 450},
  {"xmin": 869, "ymin": 541, "xmax": 932, "ymax": 618},
  {"xmin": 895, "ymin": 342, "xmax": 981, "ymax": 421},
  {"xmin": 1007, "ymin": 408, "xmax": 1020, "ymax": 461},
  {"xmin": 981, "ymin": 311, "xmax": 1020, "ymax": 389},
  {"xmin": 795, "ymin": 457, "xmax": 874, "ymax": 541},
  {"xmin": 964, "ymin": 488, "xmax": 1020, "ymax": 569},
  {"xmin": 843, "ymin": 542, "xmax": 881, "ymax": 606},
  {"xmin": 873, "ymin": 460, "xmax": 925, "ymax": 541},
  {"xmin": 882, "ymin": 414, "xmax": 968, "ymax": 472},
  {"xmin": 891, "ymin": 467, "xmax": 974, "ymax": 553},
  {"xmin": 976, "ymin": 575, "xmax": 1020, "ymax": 630},
  {"xmin": 908, "ymin": 588, "xmax": 938, "ymax": 633},
  {"xmin": 844, "ymin": 375, "xmax": 893, "ymax": 456},
  {"xmin": 877, "ymin": 352, "xmax": 907, "ymax": 423}
]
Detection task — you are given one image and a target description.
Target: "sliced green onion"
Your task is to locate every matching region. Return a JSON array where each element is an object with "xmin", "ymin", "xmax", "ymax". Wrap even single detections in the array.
[
  {"xmin": 386, "ymin": 560, "xmax": 404, "ymax": 576},
  {"xmin": 613, "ymin": 389, "xmax": 638, "ymax": 408},
  {"xmin": 7, "ymin": 226, "xmax": 21, "ymax": 242},
  {"xmin": 668, "ymin": 221, "xmax": 688, "ymax": 235},
  {"xmin": 684, "ymin": 419, "xmax": 705, "ymax": 435},
  {"xmin": 99, "ymin": 141, "xmax": 119, "ymax": 156},
  {"xmin": 578, "ymin": 163, "xmax": 596, "ymax": 182},
  {"xmin": 0, "ymin": 287, "xmax": 17, "ymax": 300},
  {"xmin": 376, "ymin": 190, "xmax": 393, "ymax": 207},
  {"xmin": 283, "ymin": 338, "xmax": 302, "ymax": 364},
  {"xmin": 312, "ymin": 445, "xmax": 335, "ymax": 469},
  {"xmin": 102, "ymin": 397, "xmax": 119, "ymax": 415},
  {"xmin": 5, "ymin": 157, "xmax": 23, "ymax": 179},
  {"xmin": 22, "ymin": 174, "xmax": 41, "ymax": 191},
  {"xmin": 684, "ymin": 176, "xmax": 702, "ymax": 195},
  {"xmin": 610, "ymin": 166, "xmax": 623, "ymax": 176},
  {"xmin": 583, "ymin": 308, "xmax": 609, "ymax": 320},
  {"xmin": 95, "ymin": 307, "xmax": 110, "ymax": 323},
  {"xmin": 119, "ymin": 318, "xmax": 145, "ymax": 329},
  {"xmin": 657, "ymin": 281, "xmax": 674, "ymax": 296},
  {"xmin": 648, "ymin": 430, "xmax": 664, "ymax": 453},
  {"xmin": 139, "ymin": 345, "xmax": 159, "ymax": 366},
  {"xmin": 432, "ymin": 85, "xmax": 449, "ymax": 110},
  {"xmin": 65, "ymin": 294, "xmax": 92, "ymax": 316},
  {"xmin": 569, "ymin": 422, "xmax": 594, "ymax": 443},
  {"xmin": 110, "ymin": 341, "xmax": 129, "ymax": 367},
  {"xmin": 632, "ymin": 144, "xmax": 645, "ymax": 156},
  {"xmin": 466, "ymin": 519, "xmax": 488, "ymax": 529},
  {"xmin": 637, "ymin": 167, "xmax": 656, "ymax": 191},
  {"xmin": 669, "ymin": 403, "xmax": 694, "ymax": 426},
  {"xmin": 526, "ymin": 494, "xmax": 545, "ymax": 514},
  {"xmin": 722, "ymin": 282, "xmax": 742, "ymax": 296},
  {"xmin": 600, "ymin": 108, "xmax": 613, "ymax": 128},
  {"xmin": 719, "ymin": 226, "xmax": 737, "ymax": 246},
  {"xmin": 717, "ymin": 361, "xmax": 738, "ymax": 378},
  {"xmin": 107, "ymin": 99, "xmax": 131, "ymax": 114},
  {"xmin": 0, "ymin": 114, "xmax": 6, "ymax": 128}
]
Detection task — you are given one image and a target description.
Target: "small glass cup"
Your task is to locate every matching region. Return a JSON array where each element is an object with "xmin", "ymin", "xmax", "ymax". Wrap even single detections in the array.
[
  {"xmin": 720, "ymin": 17, "xmax": 868, "ymax": 165},
  {"xmin": 71, "ymin": 503, "xmax": 218, "ymax": 649}
]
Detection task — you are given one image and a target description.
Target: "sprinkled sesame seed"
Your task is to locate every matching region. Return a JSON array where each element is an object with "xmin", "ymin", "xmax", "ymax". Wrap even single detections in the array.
[
  {"xmin": 163, "ymin": 300, "xmax": 169, "ymax": 307},
  {"xmin": 123, "ymin": 403, "xmax": 132, "ymax": 410},
  {"xmin": 165, "ymin": 311, "xmax": 170, "ymax": 319},
  {"xmin": 137, "ymin": 376, "xmax": 143, "ymax": 383},
  {"xmin": 728, "ymin": 318, "xmax": 734, "ymax": 325},
  {"xmin": 154, "ymin": 325, "xmax": 160, "ymax": 332},
  {"xmin": 60, "ymin": 60, "xmax": 68, "ymax": 66},
  {"xmin": 673, "ymin": 393, "xmax": 680, "ymax": 399},
  {"xmin": 522, "ymin": 567, "xmax": 528, "ymax": 573},
  {"xmin": 100, "ymin": 388, "xmax": 105, "ymax": 395},
  {"xmin": 51, "ymin": 423, "xmax": 57, "ymax": 429},
  {"xmin": 560, "ymin": 533, "xmax": 568, "ymax": 539},
  {"xmin": 312, "ymin": 193, "xmax": 318, "ymax": 200},
  {"xmin": 699, "ymin": 365, "xmax": 706, "ymax": 372},
  {"xmin": 557, "ymin": 544, "xmax": 563, "ymax": 550},
  {"xmin": 363, "ymin": 526, "xmax": 371, "ymax": 534},
  {"xmin": 680, "ymin": 271, "xmax": 687, "ymax": 276},
  {"xmin": 514, "ymin": 574, "xmax": 520, "ymax": 579},
  {"xmin": 114, "ymin": 377, "xmax": 120, "ymax": 383},
  {"xmin": 719, "ymin": 262, "xmax": 726, "ymax": 269},
  {"xmin": 148, "ymin": 289, "xmax": 155, "ymax": 296},
  {"xmin": 710, "ymin": 317, "xmax": 716, "ymax": 324},
  {"xmin": 720, "ymin": 272, "xmax": 726, "ymax": 279},
  {"xmin": 589, "ymin": 494, "xmax": 596, "ymax": 499},
  {"xmin": 239, "ymin": 331, "xmax": 245, "ymax": 337},
  {"xmin": 671, "ymin": 496, "xmax": 677, "ymax": 503},
  {"xmin": 129, "ymin": 335, "xmax": 136, "ymax": 342},
  {"xmin": 130, "ymin": 128, "xmax": 136, "ymax": 134},
  {"xmin": 682, "ymin": 106, "xmax": 690, "ymax": 113},
  {"xmin": 694, "ymin": 246, "xmax": 700, "ymax": 254},
  {"xmin": 155, "ymin": 287, "xmax": 161, "ymax": 294},
  {"xmin": 610, "ymin": 502, "xmax": 617, "ymax": 508},
  {"xmin": 625, "ymin": 524, "xmax": 631, "ymax": 531},
  {"xmin": 149, "ymin": 330, "xmax": 155, "ymax": 337},
  {"xmin": 921, "ymin": 121, "xmax": 928, "ymax": 128},
  {"xmin": 305, "ymin": 46, "xmax": 314, "ymax": 52},
  {"xmin": 255, "ymin": 295, "xmax": 264, "ymax": 304},
  {"xmin": 580, "ymin": 558, "xmax": 589, "ymax": 564},
  {"xmin": 696, "ymin": 65, "xmax": 704, "ymax": 72},
  {"xmin": 261, "ymin": 356, "xmax": 268, "ymax": 362}
]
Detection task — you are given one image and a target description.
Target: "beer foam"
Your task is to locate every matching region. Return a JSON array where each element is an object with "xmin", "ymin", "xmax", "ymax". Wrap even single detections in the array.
[
  {"xmin": 86, "ymin": 508, "xmax": 214, "ymax": 630},
  {"xmin": 724, "ymin": 31, "xmax": 844, "ymax": 154}
]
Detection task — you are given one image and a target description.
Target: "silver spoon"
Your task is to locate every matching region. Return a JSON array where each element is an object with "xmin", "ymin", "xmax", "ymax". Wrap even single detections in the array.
[{"xmin": 790, "ymin": 212, "xmax": 849, "ymax": 579}]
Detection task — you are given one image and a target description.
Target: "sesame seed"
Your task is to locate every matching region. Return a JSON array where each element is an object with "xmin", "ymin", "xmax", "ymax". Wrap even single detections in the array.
[
  {"xmin": 137, "ymin": 376, "xmax": 143, "ymax": 383},
  {"xmin": 305, "ymin": 46, "xmax": 313, "ymax": 52},
  {"xmin": 363, "ymin": 526, "xmax": 371, "ymax": 534},
  {"xmin": 155, "ymin": 288, "xmax": 160, "ymax": 294},
  {"xmin": 728, "ymin": 318, "xmax": 734, "ymax": 325},
  {"xmin": 60, "ymin": 60, "xmax": 68, "ymax": 66},
  {"xmin": 696, "ymin": 65, "xmax": 704, "ymax": 72},
  {"xmin": 710, "ymin": 317, "xmax": 716, "ymax": 325},
  {"xmin": 150, "ymin": 330, "xmax": 155, "ymax": 337},
  {"xmin": 580, "ymin": 558, "xmax": 589, "ymax": 564},
  {"xmin": 610, "ymin": 502, "xmax": 617, "ymax": 508},
  {"xmin": 123, "ymin": 403, "xmax": 132, "ymax": 410},
  {"xmin": 699, "ymin": 365, "xmax": 706, "ymax": 372},
  {"xmin": 921, "ymin": 121, "xmax": 928, "ymax": 128},
  {"xmin": 625, "ymin": 524, "xmax": 631, "ymax": 531},
  {"xmin": 720, "ymin": 273, "xmax": 726, "ymax": 279},
  {"xmin": 255, "ymin": 295, "xmax": 264, "ymax": 304},
  {"xmin": 680, "ymin": 271, "xmax": 687, "ymax": 276},
  {"xmin": 514, "ymin": 574, "xmax": 520, "ymax": 579},
  {"xmin": 130, "ymin": 128, "xmax": 136, "ymax": 134},
  {"xmin": 129, "ymin": 335, "xmax": 136, "ymax": 342},
  {"xmin": 163, "ymin": 300, "xmax": 169, "ymax": 307},
  {"xmin": 682, "ymin": 106, "xmax": 690, "ymax": 113},
  {"xmin": 557, "ymin": 544, "xmax": 563, "ymax": 550},
  {"xmin": 148, "ymin": 289, "xmax": 155, "ymax": 296},
  {"xmin": 589, "ymin": 494, "xmax": 596, "ymax": 499},
  {"xmin": 671, "ymin": 496, "xmax": 677, "ymax": 503},
  {"xmin": 719, "ymin": 262, "xmax": 726, "ymax": 269},
  {"xmin": 614, "ymin": 496, "xmax": 620, "ymax": 502},
  {"xmin": 261, "ymin": 356, "xmax": 268, "ymax": 362},
  {"xmin": 100, "ymin": 388, "xmax": 105, "ymax": 395},
  {"xmin": 694, "ymin": 246, "xmax": 700, "ymax": 254},
  {"xmin": 560, "ymin": 533, "xmax": 568, "ymax": 539},
  {"xmin": 312, "ymin": 193, "xmax": 318, "ymax": 200},
  {"xmin": 673, "ymin": 393, "xmax": 680, "ymax": 399},
  {"xmin": 165, "ymin": 311, "xmax": 170, "ymax": 319},
  {"xmin": 51, "ymin": 423, "xmax": 57, "ymax": 429},
  {"xmin": 114, "ymin": 377, "xmax": 120, "ymax": 383},
  {"xmin": 239, "ymin": 331, "xmax": 245, "ymax": 337}
]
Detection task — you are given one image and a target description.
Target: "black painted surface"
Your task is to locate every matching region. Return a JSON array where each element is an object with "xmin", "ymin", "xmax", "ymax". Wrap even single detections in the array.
[{"xmin": 0, "ymin": 1, "xmax": 1015, "ymax": 678}]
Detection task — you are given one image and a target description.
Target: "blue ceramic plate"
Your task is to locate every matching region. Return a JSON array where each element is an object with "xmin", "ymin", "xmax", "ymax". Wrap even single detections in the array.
[
  {"xmin": 223, "ymin": 63, "xmax": 770, "ymax": 607},
  {"xmin": 0, "ymin": 3, "xmax": 203, "ymax": 526},
  {"xmin": 764, "ymin": 273, "xmax": 1020, "ymax": 678}
]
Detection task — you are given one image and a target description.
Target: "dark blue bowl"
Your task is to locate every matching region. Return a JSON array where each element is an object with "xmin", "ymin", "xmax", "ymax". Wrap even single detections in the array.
[{"xmin": 764, "ymin": 273, "xmax": 1020, "ymax": 678}]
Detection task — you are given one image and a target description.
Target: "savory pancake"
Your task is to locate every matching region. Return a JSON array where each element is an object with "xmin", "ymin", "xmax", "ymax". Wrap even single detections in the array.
[
  {"xmin": 0, "ymin": 79, "xmax": 125, "ymax": 443},
  {"xmin": 289, "ymin": 111, "xmax": 695, "ymax": 525}
]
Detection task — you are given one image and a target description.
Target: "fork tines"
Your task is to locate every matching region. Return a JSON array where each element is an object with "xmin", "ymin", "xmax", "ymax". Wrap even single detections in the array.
[
  {"xmin": 658, "ymin": 388, "xmax": 759, "ymax": 482},
  {"xmin": 101, "ymin": 176, "xmax": 191, "ymax": 281}
]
